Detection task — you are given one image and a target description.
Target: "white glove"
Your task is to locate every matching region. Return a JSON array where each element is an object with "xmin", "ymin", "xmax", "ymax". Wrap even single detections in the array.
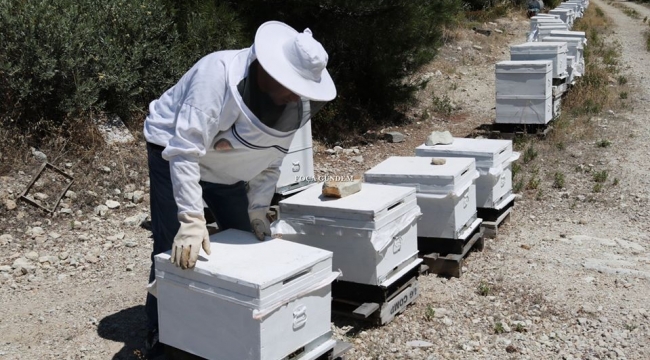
[
  {"xmin": 171, "ymin": 213, "xmax": 211, "ymax": 269},
  {"xmin": 249, "ymin": 209, "xmax": 271, "ymax": 241}
]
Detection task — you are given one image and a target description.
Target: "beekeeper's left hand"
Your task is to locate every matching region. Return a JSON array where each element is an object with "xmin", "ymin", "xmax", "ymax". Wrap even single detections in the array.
[{"xmin": 249, "ymin": 209, "xmax": 271, "ymax": 241}]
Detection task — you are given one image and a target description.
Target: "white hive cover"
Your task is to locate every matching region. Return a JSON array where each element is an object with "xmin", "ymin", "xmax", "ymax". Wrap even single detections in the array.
[
  {"xmin": 155, "ymin": 229, "xmax": 331, "ymax": 292},
  {"xmin": 496, "ymin": 60, "xmax": 553, "ymax": 73},
  {"xmin": 364, "ymin": 156, "xmax": 476, "ymax": 192},
  {"xmin": 278, "ymin": 181, "xmax": 416, "ymax": 222},
  {"xmin": 415, "ymin": 137, "xmax": 513, "ymax": 169}
]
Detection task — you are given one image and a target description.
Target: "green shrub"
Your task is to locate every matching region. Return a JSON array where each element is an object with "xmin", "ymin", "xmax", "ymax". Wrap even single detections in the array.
[
  {"xmin": 0, "ymin": 0, "xmax": 243, "ymax": 138},
  {"xmin": 523, "ymin": 145, "xmax": 538, "ymax": 163},
  {"xmin": 553, "ymin": 172, "xmax": 565, "ymax": 189},
  {"xmin": 593, "ymin": 170, "xmax": 608, "ymax": 183}
]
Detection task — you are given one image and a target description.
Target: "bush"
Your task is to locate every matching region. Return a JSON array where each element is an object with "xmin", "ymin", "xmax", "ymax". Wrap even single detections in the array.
[{"xmin": 0, "ymin": 0, "xmax": 243, "ymax": 139}]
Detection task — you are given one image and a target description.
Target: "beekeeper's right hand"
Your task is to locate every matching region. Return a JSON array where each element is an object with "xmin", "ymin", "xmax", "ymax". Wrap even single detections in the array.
[{"xmin": 171, "ymin": 213, "xmax": 211, "ymax": 269}]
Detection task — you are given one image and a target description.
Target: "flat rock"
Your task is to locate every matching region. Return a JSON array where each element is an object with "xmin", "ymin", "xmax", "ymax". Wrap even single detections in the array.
[
  {"xmin": 132, "ymin": 191, "xmax": 145, "ymax": 204},
  {"xmin": 65, "ymin": 190, "xmax": 77, "ymax": 199},
  {"xmin": 384, "ymin": 132, "xmax": 405, "ymax": 143},
  {"xmin": 350, "ymin": 156, "xmax": 364, "ymax": 163},
  {"xmin": 0, "ymin": 265, "xmax": 11, "ymax": 272},
  {"xmin": 105, "ymin": 200, "xmax": 120, "ymax": 209},
  {"xmin": 431, "ymin": 158, "xmax": 447, "ymax": 165},
  {"xmin": 123, "ymin": 213, "xmax": 147, "ymax": 226},
  {"xmin": 24, "ymin": 251, "xmax": 39, "ymax": 261},
  {"xmin": 94, "ymin": 205, "xmax": 109, "ymax": 217},
  {"xmin": 425, "ymin": 131, "xmax": 454, "ymax": 146},
  {"xmin": 322, "ymin": 179, "xmax": 362, "ymax": 198},
  {"xmin": 407, "ymin": 340, "xmax": 434, "ymax": 348},
  {"xmin": 4, "ymin": 199, "xmax": 17, "ymax": 210},
  {"xmin": 34, "ymin": 193, "xmax": 49, "ymax": 200}
]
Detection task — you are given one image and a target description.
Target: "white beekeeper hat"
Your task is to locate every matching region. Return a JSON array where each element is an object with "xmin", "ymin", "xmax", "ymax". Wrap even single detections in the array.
[{"xmin": 254, "ymin": 21, "xmax": 336, "ymax": 102}]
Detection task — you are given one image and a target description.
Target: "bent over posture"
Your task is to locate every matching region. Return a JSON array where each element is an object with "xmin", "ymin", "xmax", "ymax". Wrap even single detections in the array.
[{"xmin": 142, "ymin": 21, "xmax": 336, "ymax": 355}]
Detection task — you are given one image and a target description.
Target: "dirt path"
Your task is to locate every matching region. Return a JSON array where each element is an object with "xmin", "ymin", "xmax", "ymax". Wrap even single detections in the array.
[{"xmin": 1, "ymin": 3, "xmax": 650, "ymax": 360}]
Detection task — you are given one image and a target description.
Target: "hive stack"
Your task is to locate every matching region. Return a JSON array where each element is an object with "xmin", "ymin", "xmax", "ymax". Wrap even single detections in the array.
[
  {"xmin": 276, "ymin": 182, "xmax": 423, "ymax": 324},
  {"xmin": 364, "ymin": 156, "xmax": 482, "ymax": 259},
  {"xmin": 155, "ymin": 229, "xmax": 339, "ymax": 360},
  {"xmin": 494, "ymin": 60, "xmax": 555, "ymax": 125}
]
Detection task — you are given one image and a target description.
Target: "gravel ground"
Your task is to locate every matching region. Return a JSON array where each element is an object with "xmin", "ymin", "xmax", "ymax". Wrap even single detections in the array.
[{"xmin": 1, "ymin": 2, "xmax": 650, "ymax": 359}]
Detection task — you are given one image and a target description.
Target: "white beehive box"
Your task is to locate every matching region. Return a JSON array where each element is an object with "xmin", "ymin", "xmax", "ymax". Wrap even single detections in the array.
[
  {"xmin": 565, "ymin": 55, "xmax": 576, "ymax": 84},
  {"xmin": 415, "ymin": 138, "xmax": 519, "ymax": 210},
  {"xmin": 496, "ymin": 61, "xmax": 553, "ymax": 97},
  {"xmin": 277, "ymin": 120, "xmax": 315, "ymax": 194},
  {"xmin": 510, "ymin": 42, "xmax": 568, "ymax": 78},
  {"xmin": 155, "ymin": 229, "xmax": 338, "ymax": 360},
  {"xmin": 530, "ymin": 17, "xmax": 565, "ymax": 32},
  {"xmin": 364, "ymin": 157, "xmax": 479, "ymax": 239},
  {"xmin": 496, "ymin": 96, "xmax": 553, "ymax": 124},
  {"xmin": 495, "ymin": 60, "xmax": 554, "ymax": 124},
  {"xmin": 558, "ymin": 2, "xmax": 583, "ymax": 17},
  {"xmin": 542, "ymin": 36, "xmax": 584, "ymax": 76},
  {"xmin": 533, "ymin": 14, "xmax": 562, "ymax": 19},
  {"xmin": 549, "ymin": 30, "xmax": 587, "ymax": 46},
  {"xmin": 549, "ymin": 8, "xmax": 575, "ymax": 27},
  {"xmin": 536, "ymin": 24, "xmax": 570, "ymax": 41},
  {"xmin": 278, "ymin": 183, "xmax": 421, "ymax": 286}
]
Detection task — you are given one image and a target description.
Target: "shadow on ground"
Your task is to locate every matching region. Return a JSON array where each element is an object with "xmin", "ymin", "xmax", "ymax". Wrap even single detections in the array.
[{"xmin": 98, "ymin": 305, "xmax": 148, "ymax": 360}]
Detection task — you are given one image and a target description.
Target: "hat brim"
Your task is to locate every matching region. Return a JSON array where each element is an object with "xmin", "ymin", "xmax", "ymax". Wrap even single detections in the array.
[{"xmin": 255, "ymin": 21, "xmax": 336, "ymax": 102}]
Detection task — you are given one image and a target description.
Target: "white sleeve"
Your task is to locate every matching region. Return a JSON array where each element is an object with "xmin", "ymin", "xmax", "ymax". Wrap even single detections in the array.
[
  {"xmin": 246, "ymin": 157, "xmax": 282, "ymax": 216},
  {"xmin": 162, "ymin": 104, "xmax": 219, "ymax": 217}
]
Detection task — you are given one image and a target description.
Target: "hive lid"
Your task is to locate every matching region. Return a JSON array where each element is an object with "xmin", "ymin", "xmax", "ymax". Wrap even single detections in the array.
[
  {"xmin": 496, "ymin": 60, "xmax": 553, "ymax": 72},
  {"xmin": 155, "ymin": 229, "xmax": 333, "ymax": 297},
  {"xmin": 549, "ymin": 30, "xmax": 586, "ymax": 37},
  {"xmin": 279, "ymin": 181, "xmax": 416, "ymax": 222},
  {"xmin": 510, "ymin": 42, "xmax": 568, "ymax": 54},
  {"xmin": 364, "ymin": 156, "xmax": 477, "ymax": 194},
  {"xmin": 415, "ymin": 138, "xmax": 514, "ymax": 169},
  {"xmin": 542, "ymin": 36, "xmax": 584, "ymax": 49}
]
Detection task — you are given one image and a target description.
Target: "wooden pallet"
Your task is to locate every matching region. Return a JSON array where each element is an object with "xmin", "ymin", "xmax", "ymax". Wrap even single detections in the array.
[
  {"xmin": 421, "ymin": 227, "xmax": 484, "ymax": 278},
  {"xmin": 481, "ymin": 204, "xmax": 513, "ymax": 239},
  {"xmin": 331, "ymin": 262, "xmax": 427, "ymax": 326},
  {"xmin": 417, "ymin": 217, "xmax": 483, "ymax": 256},
  {"xmin": 477, "ymin": 195, "xmax": 515, "ymax": 223}
]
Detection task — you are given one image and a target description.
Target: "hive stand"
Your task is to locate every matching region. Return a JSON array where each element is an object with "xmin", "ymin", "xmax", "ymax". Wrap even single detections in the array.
[
  {"xmin": 420, "ymin": 223, "xmax": 485, "ymax": 278},
  {"xmin": 330, "ymin": 261, "xmax": 427, "ymax": 326}
]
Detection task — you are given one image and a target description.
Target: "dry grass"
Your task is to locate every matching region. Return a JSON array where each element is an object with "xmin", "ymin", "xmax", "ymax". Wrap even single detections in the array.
[
  {"xmin": 0, "ymin": 115, "xmax": 148, "ymax": 231},
  {"xmin": 510, "ymin": 5, "xmax": 631, "ymax": 200},
  {"xmin": 612, "ymin": 3, "xmax": 641, "ymax": 19},
  {"xmin": 548, "ymin": 5, "xmax": 631, "ymax": 147}
]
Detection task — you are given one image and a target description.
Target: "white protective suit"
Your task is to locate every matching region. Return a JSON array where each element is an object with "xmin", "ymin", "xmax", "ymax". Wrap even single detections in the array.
[{"xmin": 144, "ymin": 47, "xmax": 312, "ymax": 220}]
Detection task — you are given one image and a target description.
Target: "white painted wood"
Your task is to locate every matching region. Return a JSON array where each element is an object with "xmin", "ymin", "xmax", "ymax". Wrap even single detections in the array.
[
  {"xmin": 495, "ymin": 60, "xmax": 553, "ymax": 98},
  {"xmin": 530, "ymin": 17, "xmax": 565, "ymax": 32},
  {"xmin": 536, "ymin": 24, "xmax": 570, "ymax": 41},
  {"xmin": 288, "ymin": 120, "xmax": 313, "ymax": 152},
  {"xmin": 279, "ymin": 182, "xmax": 416, "ymax": 222},
  {"xmin": 154, "ymin": 229, "xmax": 336, "ymax": 360},
  {"xmin": 549, "ymin": 8, "xmax": 575, "ymax": 27},
  {"xmin": 495, "ymin": 95, "xmax": 553, "ymax": 124},
  {"xmin": 277, "ymin": 147, "xmax": 315, "ymax": 190},
  {"xmin": 364, "ymin": 156, "xmax": 478, "ymax": 192},
  {"xmin": 415, "ymin": 138, "xmax": 516, "ymax": 209},
  {"xmin": 363, "ymin": 157, "xmax": 479, "ymax": 239},
  {"xmin": 542, "ymin": 36, "xmax": 583, "ymax": 73},
  {"xmin": 278, "ymin": 183, "xmax": 420, "ymax": 285},
  {"xmin": 510, "ymin": 42, "xmax": 568, "ymax": 78}
]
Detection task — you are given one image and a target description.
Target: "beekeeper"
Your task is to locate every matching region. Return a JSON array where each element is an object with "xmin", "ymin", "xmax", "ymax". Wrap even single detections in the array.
[{"xmin": 142, "ymin": 20, "xmax": 336, "ymax": 354}]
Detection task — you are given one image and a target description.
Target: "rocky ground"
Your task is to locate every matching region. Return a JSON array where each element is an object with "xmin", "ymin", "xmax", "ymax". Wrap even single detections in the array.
[{"xmin": 1, "ymin": 1, "xmax": 650, "ymax": 359}]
